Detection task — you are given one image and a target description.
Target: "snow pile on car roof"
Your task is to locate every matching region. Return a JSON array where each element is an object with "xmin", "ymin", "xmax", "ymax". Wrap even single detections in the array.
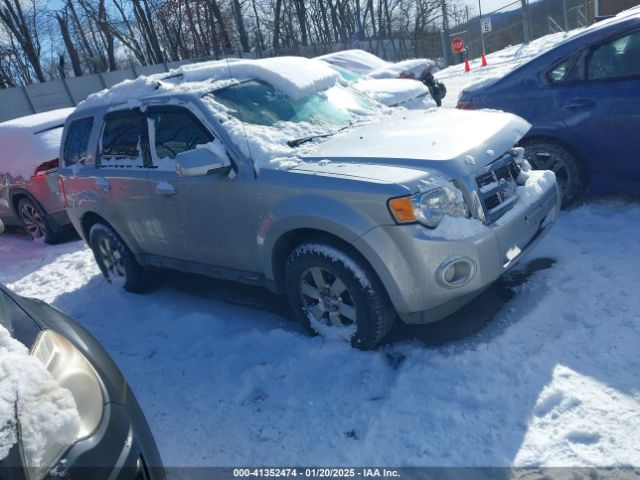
[
  {"xmin": 78, "ymin": 56, "xmax": 340, "ymax": 111},
  {"xmin": 0, "ymin": 324, "xmax": 80, "ymax": 465},
  {"xmin": 316, "ymin": 49, "xmax": 390, "ymax": 75},
  {"xmin": 177, "ymin": 56, "xmax": 339, "ymax": 100},
  {"xmin": 368, "ymin": 58, "xmax": 437, "ymax": 79},
  {"xmin": 0, "ymin": 108, "xmax": 73, "ymax": 180}
]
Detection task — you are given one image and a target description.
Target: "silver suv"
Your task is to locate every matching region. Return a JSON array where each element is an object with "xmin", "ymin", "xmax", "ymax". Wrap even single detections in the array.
[{"xmin": 59, "ymin": 58, "xmax": 559, "ymax": 348}]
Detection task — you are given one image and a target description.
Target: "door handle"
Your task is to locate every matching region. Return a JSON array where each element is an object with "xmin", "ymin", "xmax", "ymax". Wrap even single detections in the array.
[
  {"xmin": 96, "ymin": 177, "xmax": 111, "ymax": 192},
  {"xmin": 563, "ymin": 98, "xmax": 595, "ymax": 110},
  {"xmin": 155, "ymin": 181, "xmax": 176, "ymax": 197}
]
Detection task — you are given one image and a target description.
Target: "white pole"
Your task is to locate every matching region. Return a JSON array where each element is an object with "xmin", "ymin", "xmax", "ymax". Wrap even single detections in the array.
[
  {"xmin": 478, "ymin": 0, "xmax": 486, "ymax": 55},
  {"xmin": 595, "ymin": 0, "xmax": 600, "ymax": 17}
]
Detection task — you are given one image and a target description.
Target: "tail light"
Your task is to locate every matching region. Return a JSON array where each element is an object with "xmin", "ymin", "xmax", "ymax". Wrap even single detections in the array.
[
  {"xmin": 34, "ymin": 158, "xmax": 59, "ymax": 176},
  {"xmin": 58, "ymin": 176, "xmax": 68, "ymax": 208},
  {"xmin": 456, "ymin": 100, "xmax": 476, "ymax": 110}
]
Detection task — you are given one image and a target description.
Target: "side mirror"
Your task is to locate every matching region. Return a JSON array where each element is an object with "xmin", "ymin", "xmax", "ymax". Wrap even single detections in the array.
[{"xmin": 175, "ymin": 146, "xmax": 231, "ymax": 177}]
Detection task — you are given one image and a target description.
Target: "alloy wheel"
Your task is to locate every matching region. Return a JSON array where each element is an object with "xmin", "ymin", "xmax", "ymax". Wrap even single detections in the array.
[
  {"xmin": 20, "ymin": 202, "xmax": 46, "ymax": 239},
  {"xmin": 527, "ymin": 150, "xmax": 570, "ymax": 199},
  {"xmin": 299, "ymin": 266, "xmax": 357, "ymax": 328},
  {"xmin": 98, "ymin": 237, "xmax": 126, "ymax": 280}
]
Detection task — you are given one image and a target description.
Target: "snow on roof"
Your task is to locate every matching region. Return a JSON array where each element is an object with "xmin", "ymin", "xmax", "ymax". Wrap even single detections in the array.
[
  {"xmin": 77, "ymin": 56, "xmax": 340, "ymax": 112},
  {"xmin": 0, "ymin": 324, "xmax": 80, "ymax": 464},
  {"xmin": 316, "ymin": 49, "xmax": 390, "ymax": 75},
  {"xmin": 368, "ymin": 58, "xmax": 437, "ymax": 79},
  {"xmin": 0, "ymin": 108, "xmax": 73, "ymax": 179}
]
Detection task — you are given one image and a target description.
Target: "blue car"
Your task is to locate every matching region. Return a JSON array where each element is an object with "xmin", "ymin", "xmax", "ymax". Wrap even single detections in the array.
[{"xmin": 457, "ymin": 8, "xmax": 640, "ymax": 207}]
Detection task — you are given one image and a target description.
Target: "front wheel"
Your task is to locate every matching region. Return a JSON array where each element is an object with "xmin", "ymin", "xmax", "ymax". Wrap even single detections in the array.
[
  {"xmin": 521, "ymin": 139, "xmax": 587, "ymax": 208},
  {"xmin": 89, "ymin": 223, "xmax": 151, "ymax": 293},
  {"xmin": 284, "ymin": 242, "xmax": 396, "ymax": 349}
]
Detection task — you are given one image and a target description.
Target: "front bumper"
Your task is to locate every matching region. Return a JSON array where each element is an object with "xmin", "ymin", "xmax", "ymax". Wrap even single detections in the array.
[
  {"xmin": 51, "ymin": 402, "xmax": 164, "ymax": 480},
  {"xmin": 353, "ymin": 179, "xmax": 559, "ymax": 324}
]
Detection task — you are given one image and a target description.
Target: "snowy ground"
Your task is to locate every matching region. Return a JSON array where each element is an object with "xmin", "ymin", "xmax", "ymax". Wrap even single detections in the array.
[{"xmin": 2, "ymin": 199, "xmax": 640, "ymax": 468}]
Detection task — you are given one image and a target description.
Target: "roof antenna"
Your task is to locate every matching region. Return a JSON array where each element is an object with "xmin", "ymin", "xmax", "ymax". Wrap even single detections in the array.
[{"xmin": 223, "ymin": 50, "xmax": 258, "ymax": 179}]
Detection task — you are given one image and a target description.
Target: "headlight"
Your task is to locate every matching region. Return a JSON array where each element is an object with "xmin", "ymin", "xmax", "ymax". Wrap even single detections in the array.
[
  {"xmin": 25, "ymin": 330, "xmax": 104, "ymax": 480},
  {"xmin": 389, "ymin": 185, "xmax": 469, "ymax": 228}
]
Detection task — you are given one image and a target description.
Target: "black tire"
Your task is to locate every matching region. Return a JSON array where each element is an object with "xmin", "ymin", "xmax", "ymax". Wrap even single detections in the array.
[
  {"xmin": 284, "ymin": 241, "xmax": 396, "ymax": 349},
  {"xmin": 521, "ymin": 139, "xmax": 588, "ymax": 209},
  {"xmin": 89, "ymin": 223, "xmax": 151, "ymax": 293},
  {"xmin": 17, "ymin": 197, "xmax": 58, "ymax": 244}
]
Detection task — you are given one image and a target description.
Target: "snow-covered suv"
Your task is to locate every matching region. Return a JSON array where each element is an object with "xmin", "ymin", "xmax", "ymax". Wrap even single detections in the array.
[{"xmin": 58, "ymin": 57, "xmax": 559, "ymax": 348}]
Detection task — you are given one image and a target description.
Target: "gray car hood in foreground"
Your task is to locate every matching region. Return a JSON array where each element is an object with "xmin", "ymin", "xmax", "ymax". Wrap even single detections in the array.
[{"xmin": 302, "ymin": 108, "xmax": 531, "ymax": 180}]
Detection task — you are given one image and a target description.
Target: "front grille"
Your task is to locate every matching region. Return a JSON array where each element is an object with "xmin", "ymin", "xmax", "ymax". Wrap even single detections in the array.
[{"xmin": 473, "ymin": 153, "xmax": 520, "ymax": 223}]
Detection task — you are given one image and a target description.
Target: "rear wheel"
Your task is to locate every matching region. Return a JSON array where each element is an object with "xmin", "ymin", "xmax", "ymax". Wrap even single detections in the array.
[
  {"xmin": 521, "ymin": 139, "xmax": 587, "ymax": 208},
  {"xmin": 89, "ymin": 223, "xmax": 151, "ymax": 293},
  {"xmin": 17, "ymin": 197, "xmax": 58, "ymax": 244},
  {"xmin": 284, "ymin": 242, "xmax": 396, "ymax": 349}
]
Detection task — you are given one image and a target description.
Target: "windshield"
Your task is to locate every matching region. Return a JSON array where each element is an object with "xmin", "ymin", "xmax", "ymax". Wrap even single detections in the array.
[{"xmin": 209, "ymin": 80, "xmax": 376, "ymax": 128}]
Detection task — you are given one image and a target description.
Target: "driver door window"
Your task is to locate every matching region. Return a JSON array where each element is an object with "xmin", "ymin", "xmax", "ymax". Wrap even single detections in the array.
[
  {"xmin": 587, "ymin": 30, "xmax": 640, "ymax": 81},
  {"xmin": 148, "ymin": 109, "xmax": 213, "ymax": 171}
]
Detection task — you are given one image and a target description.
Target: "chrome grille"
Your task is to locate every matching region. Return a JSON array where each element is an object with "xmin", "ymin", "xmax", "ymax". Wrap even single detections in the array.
[{"xmin": 473, "ymin": 153, "xmax": 520, "ymax": 223}]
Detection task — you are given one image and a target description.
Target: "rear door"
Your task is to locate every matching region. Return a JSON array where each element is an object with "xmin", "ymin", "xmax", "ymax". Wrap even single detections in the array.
[
  {"xmin": 145, "ymin": 106, "xmax": 245, "ymax": 270},
  {"xmin": 95, "ymin": 109, "xmax": 172, "ymax": 257},
  {"xmin": 558, "ymin": 28, "xmax": 640, "ymax": 187}
]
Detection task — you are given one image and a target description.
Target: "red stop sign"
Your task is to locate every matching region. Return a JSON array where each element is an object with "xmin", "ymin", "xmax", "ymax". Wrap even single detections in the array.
[{"xmin": 451, "ymin": 38, "xmax": 465, "ymax": 54}]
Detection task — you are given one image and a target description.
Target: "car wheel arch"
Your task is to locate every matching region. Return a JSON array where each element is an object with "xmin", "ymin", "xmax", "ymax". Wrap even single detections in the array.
[
  {"xmin": 520, "ymin": 134, "xmax": 590, "ymax": 181},
  {"xmin": 269, "ymin": 228, "xmax": 383, "ymax": 296}
]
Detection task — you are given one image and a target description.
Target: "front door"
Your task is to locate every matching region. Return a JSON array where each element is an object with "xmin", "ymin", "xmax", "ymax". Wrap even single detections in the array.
[
  {"xmin": 560, "ymin": 28, "xmax": 640, "ymax": 189},
  {"xmin": 145, "ymin": 106, "xmax": 246, "ymax": 270}
]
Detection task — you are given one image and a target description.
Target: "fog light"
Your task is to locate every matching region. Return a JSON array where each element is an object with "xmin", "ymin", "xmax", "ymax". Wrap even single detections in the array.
[{"xmin": 436, "ymin": 257, "xmax": 476, "ymax": 288}]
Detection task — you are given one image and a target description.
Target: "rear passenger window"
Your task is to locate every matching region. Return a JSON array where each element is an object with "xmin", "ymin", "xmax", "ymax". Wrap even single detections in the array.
[
  {"xmin": 100, "ymin": 110, "xmax": 145, "ymax": 168},
  {"xmin": 148, "ymin": 110, "xmax": 213, "ymax": 170},
  {"xmin": 63, "ymin": 117, "xmax": 94, "ymax": 166}
]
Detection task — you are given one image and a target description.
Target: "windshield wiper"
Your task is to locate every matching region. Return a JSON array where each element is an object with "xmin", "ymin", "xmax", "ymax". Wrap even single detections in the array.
[{"xmin": 287, "ymin": 123, "xmax": 352, "ymax": 148}]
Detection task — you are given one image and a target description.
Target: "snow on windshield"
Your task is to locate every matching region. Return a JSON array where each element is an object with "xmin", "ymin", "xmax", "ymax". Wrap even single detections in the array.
[
  {"xmin": 203, "ymin": 84, "xmax": 384, "ymax": 172},
  {"xmin": 0, "ymin": 324, "xmax": 80, "ymax": 465},
  {"xmin": 0, "ymin": 109, "xmax": 72, "ymax": 179}
]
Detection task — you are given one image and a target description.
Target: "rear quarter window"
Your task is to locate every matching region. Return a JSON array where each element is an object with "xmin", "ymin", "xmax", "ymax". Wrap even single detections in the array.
[{"xmin": 63, "ymin": 117, "xmax": 94, "ymax": 166}]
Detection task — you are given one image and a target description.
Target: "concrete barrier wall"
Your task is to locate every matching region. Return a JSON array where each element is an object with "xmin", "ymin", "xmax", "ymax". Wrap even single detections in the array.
[{"xmin": 0, "ymin": 60, "xmax": 192, "ymax": 123}]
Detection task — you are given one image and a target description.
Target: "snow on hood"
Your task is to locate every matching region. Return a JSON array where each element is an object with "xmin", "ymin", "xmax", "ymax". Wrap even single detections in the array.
[
  {"xmin": 316, "ymin": 49, "xmax": 390, "ymax": 75},
  {"xmin": 0, "ymin": 324, "xmax": 80, "ymax": 465},
  {"xmin": 368, "ymin": 58, "xmax": 437, "ymax": 79},
  {"xmin": 354, "ymin": 78, "xmax": 431, "ymax": 107},
  {"xmin": 304, "ymin": 108, "xmax": 531, "ymax": 178},
  {"xmin": 78, "ymin": 57, "xmax": 339, "ymax": 111},
  {"xmin": 0, "ymin": 108, "xmax": 73, "ymax": 179}
]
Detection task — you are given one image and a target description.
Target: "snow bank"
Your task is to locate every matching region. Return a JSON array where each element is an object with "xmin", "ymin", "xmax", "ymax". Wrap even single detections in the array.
[
  {"xmin": 354, "ymin": 78, "xmax": 433, "ymax": 107},
  {"xmin": 0, "ymin": 108, "xmax": 73, "ymax": 179},
  {"xmin": 0, "ymin": 324, "xmax": 80, "ymax": 465}
]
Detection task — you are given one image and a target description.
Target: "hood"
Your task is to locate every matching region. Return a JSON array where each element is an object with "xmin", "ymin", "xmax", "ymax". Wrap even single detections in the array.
[
  {"xmin": 354, "ymin": 78, "xmax": 431, "ymax": 107},
  {"xmin": 302, "ymin": 109, "xmax": 531, "ymax": 179}
]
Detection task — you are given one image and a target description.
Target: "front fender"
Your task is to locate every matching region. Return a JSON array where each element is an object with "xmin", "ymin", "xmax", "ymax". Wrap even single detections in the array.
[{"xmin": 257, "ymin": 194, "xmax": 380, "ymax": 282}]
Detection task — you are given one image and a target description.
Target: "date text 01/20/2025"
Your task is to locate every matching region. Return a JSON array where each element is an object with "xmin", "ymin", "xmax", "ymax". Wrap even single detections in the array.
[{"xmin": 233, "ymin": 468, "xmax": 400, "ymax": 477}]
